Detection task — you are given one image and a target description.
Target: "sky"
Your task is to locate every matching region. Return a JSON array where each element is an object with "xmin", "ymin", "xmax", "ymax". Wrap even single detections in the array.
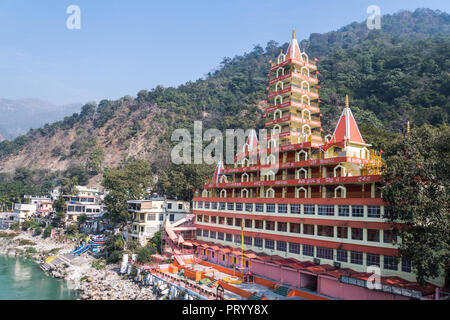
[{"xmin": 0, "ymin": 0, "xmax": 449, "ymax": 106}]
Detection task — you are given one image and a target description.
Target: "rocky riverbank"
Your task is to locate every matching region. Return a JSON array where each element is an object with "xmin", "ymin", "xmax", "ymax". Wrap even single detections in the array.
[{"xmin": 0, "ymin": 229, "xmax": 155, "ymax": 300}]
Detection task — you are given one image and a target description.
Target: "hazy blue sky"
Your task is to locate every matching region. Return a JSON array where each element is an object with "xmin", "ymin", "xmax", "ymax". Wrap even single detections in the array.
[{"xmin": 0, "ymin": 0, "xmax": 448, "ymax": 105}]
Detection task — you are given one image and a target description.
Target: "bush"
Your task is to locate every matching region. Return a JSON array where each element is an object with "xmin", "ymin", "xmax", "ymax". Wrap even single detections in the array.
[
  {"xmin": 136, "ymin": 245, "xmax": 156, "ymax": 264},
  {"xmin": 43, "ymin": 226, "xmax": 52, "ymax": 238},
  {"xmin": 77, "ymin": 214, "xmax": 88, "ymax": 226},
  {"xmin": 25, "ymin": 247, "xmax": 37, "ymax": 254},
  {"xmin": 66, "ymin": 223, "xmax": 78, "ymax": 235},
  {"xmin": 106, "ymin": 234, "xmax": 124, "ymax": 252},
  {"xmin": 126, "ymin": 239, "xmax": 140, "ymax": 252},
  {"xmin": 106, "ymin": 250, "xmax": 123, "ymax": 264},
  {"xmin": 10, "ymin": 223, "xmax": 19, "ymax": 231},
  {"xmin": 34, "ymin": 227, "xmax": 42, "ymax": 236},
  {"xmin": 91, "ymin": 258, "xmax": 106, "ymax": 270},
  {"xmin": 22, "ymin": 220, "xmax": 37, "ymax": 231}
]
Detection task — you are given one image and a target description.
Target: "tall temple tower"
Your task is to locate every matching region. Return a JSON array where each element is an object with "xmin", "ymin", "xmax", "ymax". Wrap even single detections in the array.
[
  {"xmin": 266, "ymin": 29, "xmax": 322, "ymax": 146},
  {"xmin": 191, "ymin": 32, "xmax": 441, "ymax": 299}
]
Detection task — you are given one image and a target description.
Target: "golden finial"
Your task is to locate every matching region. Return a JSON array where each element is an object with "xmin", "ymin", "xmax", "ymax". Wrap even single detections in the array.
[
  {"xmin": 345, "ymin": 94, "xmax": 349, "ymax": 108},
  {"xmin": 407, "ymin": 121, "xmax": 410, "ymax": 135},
  {"xmin": 293, "ymin": 29, "xmax": 296, "ymax": 39}
]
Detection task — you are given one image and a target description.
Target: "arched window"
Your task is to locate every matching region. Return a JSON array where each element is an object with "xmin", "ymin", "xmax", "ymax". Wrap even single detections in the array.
[
  {"xmin": 301, "ymin": 51, "xmax": 309, "ymax": 64},
  {"xmin": 202, "ymin": 190, "xmax": 209, "ymax": 197},
  {"xmin": 302, "ymin": 109, "xmax": 311, "ymax": 120},
  {"xmin": 302, "ymin": 124, "xmax": 311, "ymax": 135},
  {"xmin": 265, "ymin": 188, "xmax": 275, "ymax": 198},
  {"xmin": 274, "ymin": 95, "xmax": 283, "ymax": 106},
  {"xmin": 276, "ymin": 67, "xmax": 285, "ymax": 77},
  {"xmin": 268, "ymin": 139, "xmax": 277, "ymax": 149},
  {"xmin": 241, "ymin": 173, "xmax": 249, "ymax": 182},
  {"xmin": 275, "ymin": 81, "xmax": 284, "ymax": 92},
  {"xmin": 334, "ymin": 186, "xmax": 346, "ymax": 198},
  {"xmin": 272, "ymin": 124, "xmax": 282, "ymax": 136},
  {"xmin": 274, "ymin": 109, "xmax": 282, "ymax": 120},
  {"xmin": 261, "ymin": 170, "xmax": 274, "ymax": 181},
  {"xmin": 295, "ymin": 187, "xmax": 308, "ymax": 198},
  {"xmin": 300, "ymin": 66, "xmax": 310, "ymax": 77},
  {"xmin": 242, "ymin": 158, "xmax": 250, "ymax": 168},
  {"xmin": 301, "ymin": 95, "xmax": 310, "ymax": 106},
  {"xmin": 267, "ymin": 154, "xmax": 277, "ymax": 166},
  {"xmin": 333, "ymin": 165, "xmax": 346, "ymax": 178},
  {"xmin": 242, "ymin": 189, "xmax": 249, "ymax": 198},
  {"xmin": 295, "ymin": 168, "xmax": 308, "ymax": 179},
  {"xmin": 278, "ymin": 53, "xmax": 286, "ymax": 64},
  {"xmin": 295, "ymin": 150, "xmax": 308, "ymax": 161},
  {"xmin": 219, "ymin": 175, "xmax": 228, "ymax": 183},
  {"xmin": 301, "ymin": 81, "xmax": 310, "ymax": 92},
  {"xmin": 220, "ymin": 189, "xmax": 227, "ymax": 198}
]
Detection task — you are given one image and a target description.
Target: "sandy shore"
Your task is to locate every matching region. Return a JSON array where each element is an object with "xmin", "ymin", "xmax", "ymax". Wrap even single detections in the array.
[{"xmin": 0, "ymin": 229, "xmax": 155, "ymax": 300}]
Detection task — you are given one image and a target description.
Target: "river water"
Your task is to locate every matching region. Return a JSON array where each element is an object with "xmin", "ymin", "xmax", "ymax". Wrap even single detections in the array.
[{"xmin": 0, "ymin": 255, "xmax": 78, "ymax": 300}]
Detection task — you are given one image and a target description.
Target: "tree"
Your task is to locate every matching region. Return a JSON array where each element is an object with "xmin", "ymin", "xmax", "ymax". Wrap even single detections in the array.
[
  {"xmin": 66, "ymin": 223, "xmax": 78, "ymax": 235},
  {"xmin": 34, "ymin": 227, "xmax": 42, "ymax": 236},
  {"xmin": 53, "ymin": 196, "xmax": 67, "ymax": 213},
  {"xmin": 60, "ymin": 177, "xmax": 77, "ymax": 195},
  {"xmin": 148, "ymin": 230, "xmax": 163, "ymax": 254},
  {"xmin": 78, "ymin": 213, "xmax": 88, "ymax": 226},
  {"xmin": 102, "ymin": 159, "xmax": 154, "ymax": 223},
  {"xmin": 43, "ymin": 225, "xmax": 53, "ymax": 238},
  {"xmin": 155, "ymin": 163, "xmax": 214, "ymax": 201},
  {"xmin": 136, "ymin": 245, "xmax": 156, "ymax": 264},
  {"xmin": 88, "ymin": 148, "xmax": 105, "ymax": 175},
  {"xmin": 382, "ymin": 124, "xmax": 450, "ymax": 285},
  {"xmin": 80, "ymin": 102, "xmax": 97, "ymax": 120},
  {"xmin": 106, "ymin": 233, "xmax": 125, "ymax": 252},
  {"xmin": 55, "ymin": 211, "xmax": 66, "ymax": 227},
  {"xmin": 106, "ymin": 233, "xmax": 125, "ymax": 264}
]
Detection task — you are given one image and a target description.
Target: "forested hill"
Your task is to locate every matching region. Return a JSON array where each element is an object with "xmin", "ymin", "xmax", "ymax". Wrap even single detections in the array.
[{"xmin": 0, "ymin": 8, "xmax": 448, "ymax": 196}]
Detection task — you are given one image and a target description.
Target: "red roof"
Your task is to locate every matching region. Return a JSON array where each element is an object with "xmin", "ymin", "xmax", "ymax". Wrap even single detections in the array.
[
  {"xmin": 245, "ymin": 130, "xmax": 258, "ymax": 153},
  {"xmin": 330, "ymin": 107, "xmax": 365, "ymax": 144},
  {"xmin": 286, "ymin": 35, "xmax": 302, "ymax": 61}
]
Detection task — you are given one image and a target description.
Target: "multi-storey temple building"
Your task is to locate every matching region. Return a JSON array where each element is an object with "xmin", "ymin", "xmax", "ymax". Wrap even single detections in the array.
[{"xmin": 191, "ymin": 31, "xmax": 442, "ymax": 300}]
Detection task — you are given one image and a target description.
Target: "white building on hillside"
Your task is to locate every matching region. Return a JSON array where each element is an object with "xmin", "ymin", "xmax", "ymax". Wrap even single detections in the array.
[
  {"xmin": 127, "ymin": 198, "xmax": 190, "ymax": 245},
  {"xmin": 13, "ymin": 203, "xmax": 38, "ymax": 224}
]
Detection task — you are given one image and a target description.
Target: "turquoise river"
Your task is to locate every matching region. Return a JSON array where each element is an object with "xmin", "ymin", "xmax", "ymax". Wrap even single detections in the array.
[{"xmin": 0, "ymin": 255, "xmax": 78, "ymax": 300}]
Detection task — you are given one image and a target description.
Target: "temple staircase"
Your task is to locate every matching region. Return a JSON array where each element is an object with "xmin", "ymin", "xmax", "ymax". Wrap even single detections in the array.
[{"xmin": 272, "ymin": 285, "xmax": 291, "ymax": 297}]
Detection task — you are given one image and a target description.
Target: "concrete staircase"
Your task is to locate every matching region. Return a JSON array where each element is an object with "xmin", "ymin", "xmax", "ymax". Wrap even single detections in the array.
[
  {"xmin": 40, "ymin": 253, "xmax": 74, "ymax": 271},
  {"xmin": 272, "ymin": 285, "xmax": 291, "ymax": 297}
]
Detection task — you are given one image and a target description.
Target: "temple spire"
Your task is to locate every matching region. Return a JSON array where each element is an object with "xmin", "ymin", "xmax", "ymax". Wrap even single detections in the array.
[
  {"xmin": 330, "ymin": 95, "xmax": 366, "ymax": 144},
  {"xmin": 292, "ymin": 29, "xmax": 296, "ymax": 39}
]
